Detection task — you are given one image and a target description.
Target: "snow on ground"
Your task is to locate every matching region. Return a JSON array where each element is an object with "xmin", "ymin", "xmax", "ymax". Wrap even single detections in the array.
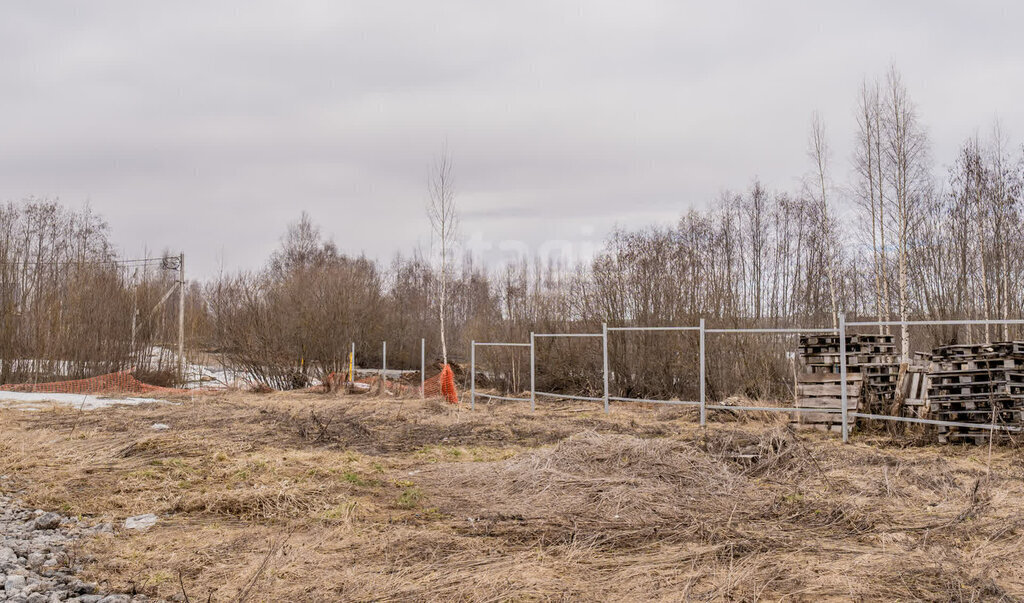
[{"xmin": 0, "ymin": 391, "xmax": 173, "ymax": 411}]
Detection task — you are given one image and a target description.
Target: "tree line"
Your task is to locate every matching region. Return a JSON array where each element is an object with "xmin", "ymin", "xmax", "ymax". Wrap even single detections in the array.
[
  {"xmin": 0, "ymin": 200, "xmax": 185, "ymax": 385},
  {"xmin": 2, "ymin": 67, "xmax": 1022, "ymax": 399}
]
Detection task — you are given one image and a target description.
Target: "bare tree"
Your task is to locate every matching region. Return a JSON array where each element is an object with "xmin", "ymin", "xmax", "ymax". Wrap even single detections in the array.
[
  {"xmin": 427, "ymin": 147, "xmax": 459, "ymax": 366},
  {"xmin": 968, "ymin": 136, "xmax": 993, "ymax": 342},
  {"xmin": 855, "ymin": 80, "xmax": 886, "ymax": 332},
  {"xmin": 987, "ymin": 122, "xmax": 1018, "ymax": 341},
  {"xmin": 807, "ymin": 112, "xmax": 839, "ymax": 327},
  {"xmin": 882, "ymin": 66, "xmax": 931, "ymax": 360}
]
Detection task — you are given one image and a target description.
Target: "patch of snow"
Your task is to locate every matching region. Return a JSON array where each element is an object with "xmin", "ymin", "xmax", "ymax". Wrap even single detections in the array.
[{"xmin": 0, "ymin": 391, "xmax": 172, "ymax": 411}]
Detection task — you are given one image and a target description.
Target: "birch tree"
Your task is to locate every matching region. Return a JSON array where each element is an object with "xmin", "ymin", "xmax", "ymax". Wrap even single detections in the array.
[
  {"xmin": 427, "ymin": 147, "xmax": 459, "ymax": 366},
  {"xmin": 882, "ymin": 67, "xmax": 931, "ymax": 360}
]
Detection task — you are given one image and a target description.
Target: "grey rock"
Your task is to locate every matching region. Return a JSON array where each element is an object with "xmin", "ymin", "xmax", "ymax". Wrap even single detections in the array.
[
  {"xmin": 0, "ymin": 497, "xmax": 138, "ymax": 603},
  {"xmin": 69, "ymin": 580, "xmax": 97, "ymax": 594},
  {"xmin": 33, "ymin": 513, "xmax": 62, "ymax": 531},
  {"xmin": 6, "ymin": 573, "xmax": 28, "ymax": 594},
  {"xmin": 123, "ymin": 514, "xmax": 158, "ymax": 531}
]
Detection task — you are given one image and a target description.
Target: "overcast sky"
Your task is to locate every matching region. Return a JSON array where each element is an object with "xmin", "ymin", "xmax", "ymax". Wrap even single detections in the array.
[{"xmin": 1, "ymin": 1, "xmax": 1021, "ymax": 278}]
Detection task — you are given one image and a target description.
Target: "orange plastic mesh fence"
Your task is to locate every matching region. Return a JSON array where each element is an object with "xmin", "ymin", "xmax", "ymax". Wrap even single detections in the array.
[
  {"xmin": 327, "ymin": 365, "xmax": 459, "ymax": 404},
  {"xmin": 2, "ymin": 368, "xmax": 459, "ymax": 401},
  {"xmin": 424, "ymin": 364, "xmax": 459, "ymax": 404},
  {"xmin": 0, "ymin": 371, "xmax": 183, "ymax": 395}
]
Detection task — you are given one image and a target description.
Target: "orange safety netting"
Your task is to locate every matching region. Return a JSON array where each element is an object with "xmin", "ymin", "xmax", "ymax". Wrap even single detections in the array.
[
  {"xmin": 424, "ymin": 364, "xmax": 459, "ymax": 404},
  {"xmin": 0, "ymin": 371, "xmax": 182, "ymax": 395},
  {"xmin": 327, "ymin": 364, "xmax": 459, "ymax": 404},
  {"xmin": 1, "ymin": 368, "xmax": 459, "ymax": 402}
]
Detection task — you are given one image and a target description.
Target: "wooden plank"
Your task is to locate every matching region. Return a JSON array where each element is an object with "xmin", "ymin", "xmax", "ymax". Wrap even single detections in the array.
[
  {"xmin": 797, "ymin": 373, "xmax": 864, "ymax": 384},
  {"xmin": 794, "ymin": 411, "xmax": 843, "ymax": 423},
  {"xmin": 798, "ymin": 397, "xmax": 859, "ymax": 409},
  {"xmin": 797, "ymin": 384, "xmax": 862, "ymax": 397}
]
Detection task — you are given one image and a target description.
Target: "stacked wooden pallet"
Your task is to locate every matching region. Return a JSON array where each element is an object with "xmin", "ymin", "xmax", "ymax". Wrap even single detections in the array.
[
  {"xmin": 853, "ymin": 334, "xmax": 900, "ymax": 414},
  {"xmin": 898, "ymin": 354, "xmax": 931, "ymax": 418},
  {"xmin": 925, "ymin": 342, "xmax": 1024, "ymax": 444},
  {"xmin": 793, "ymin": 334, "xmax": 899, "ymax": 431}
]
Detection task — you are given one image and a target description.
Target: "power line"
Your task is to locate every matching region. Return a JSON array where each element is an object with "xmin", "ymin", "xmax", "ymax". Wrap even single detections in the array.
[{"xmin": 0, "ymin": 256, "xmax": 178, "ymax": 268}]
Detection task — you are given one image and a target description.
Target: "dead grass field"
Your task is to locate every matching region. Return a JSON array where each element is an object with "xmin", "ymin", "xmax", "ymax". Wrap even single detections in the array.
[{"xmin": 2, "ymin": 390, "xmax": 1024, "ymax": 601}]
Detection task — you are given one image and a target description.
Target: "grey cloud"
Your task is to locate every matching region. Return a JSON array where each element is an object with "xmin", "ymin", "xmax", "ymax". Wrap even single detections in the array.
[{"xmin": 0, "ymin": 1, "xmax": 1022, "ymax": 276}]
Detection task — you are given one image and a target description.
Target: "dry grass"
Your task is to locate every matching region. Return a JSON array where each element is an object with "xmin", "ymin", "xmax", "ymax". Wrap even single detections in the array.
[{"xmin": 1, "ymin": 390, "xmax": 1024, "ymax": 601}]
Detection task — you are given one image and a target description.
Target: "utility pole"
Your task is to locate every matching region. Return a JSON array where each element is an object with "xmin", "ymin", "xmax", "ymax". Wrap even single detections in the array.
[
  {"xmin": 130, "ymin": 268, "xmax": 138, "ymax": 359},
  {"xmin": 178, "ymin": 252, "xmax": 185, "ymax": 386}
]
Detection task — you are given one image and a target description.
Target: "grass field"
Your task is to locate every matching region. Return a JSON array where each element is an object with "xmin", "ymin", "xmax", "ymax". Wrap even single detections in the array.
[{"xmin": 1, "ymin": 390, "xmax": 1023, "ymax": 601}]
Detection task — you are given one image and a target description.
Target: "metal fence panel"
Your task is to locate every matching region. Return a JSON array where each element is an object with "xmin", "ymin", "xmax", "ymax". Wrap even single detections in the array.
[
  {"xmin": 470, "ymin": 339, "xmax": 531, "ymax": 410},
  {"xmin": 534, "ymin": 390, "xmax": 605, "ymax": 403},
  {"xmin": 468, "ymin": 316, "xmax": 1024, "ymax": 444}
]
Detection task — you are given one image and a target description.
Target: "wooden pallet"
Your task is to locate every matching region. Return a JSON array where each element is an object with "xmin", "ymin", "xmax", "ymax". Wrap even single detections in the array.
[
  {"xmin": 923, "ymin": 341, "xmax": 1024, "ymax": 444},
  {"xmin": 793, "ymin": 333, "xmax": 903, "ymax": 430}
]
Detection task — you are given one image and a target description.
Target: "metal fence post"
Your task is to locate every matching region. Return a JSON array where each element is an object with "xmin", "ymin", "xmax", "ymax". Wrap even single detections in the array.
[
  {"xmin": 602, "ymin": 322, "xmax": 609, "ymax": 413},
  {"xmin": 699, "ymin": 318, "xmax": 706, "ymax": 427},
  {"xmin": 420, "ymin": 338, "xmax": 425, "ymax": 398},
  {"xmin": 530, "ymin": 332, "xmax": 536, "ymax": 412},
  {"xmin": 382, "ymin": 341, "xmax": 387, "ymax": 375},
  {"xmin": 470, "ymin": 341, "xmax": 476, "ymax": 410},
  {"xmin": 840, "ymin": 312, "xmax": 849, "ymax": 443}
]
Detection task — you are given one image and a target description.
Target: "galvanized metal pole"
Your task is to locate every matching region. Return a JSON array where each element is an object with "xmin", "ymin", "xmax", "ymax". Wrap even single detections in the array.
[
  {"xmin": 470, "ymin": 341, "xmax": 476, "ymax": 410},
  {"xmin": 840, "ymin": 312, "xmax": 849, "ymax": 443},
  {"xmin": 177, "ymin": 253, "xmax": 185, "ymax": 385},
  {"xmin": 530, "ymin": 332, "xmax": 536, "ymax": 412},
  {"xmin": 420, "ymin": 338, "xmax": 425, "ymax": 398},
  {"xmin": 382, "ymin": 341, "xmax": 387, "ymax": 381},
  {"xmin": 350, "ymin": 342, "xmax": 355, "ymax": 383},
  {"xmin": 699, "ymin": 318, "xmax": 706, "ymax": 427},
  {"xmin": 602, "ymin": 322, "xmax": 609, "ymax": 413}
]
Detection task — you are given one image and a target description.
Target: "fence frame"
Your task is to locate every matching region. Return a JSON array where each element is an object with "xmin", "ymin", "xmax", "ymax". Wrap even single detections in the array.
[
  {"xmin": 702, "ymin": 325, "xmax": 841, "ymax": 428},
  {"xmin": 468, "ymin": 315, "xmax": 1024, "ymax": 444},
  {"xmin": 347, "ymin": 340, "xmax": 427, "ymax": 393},
  {"xmin": 605, "ymin": 323, "xmax": 704, "ymax": 419},
  {"xmin": 530, "ymin": 330, "xmax": 606, "ymax": 411},
  {"xmin": 470, "ymin": 340, "xmax": 532, "ymax": 410}
]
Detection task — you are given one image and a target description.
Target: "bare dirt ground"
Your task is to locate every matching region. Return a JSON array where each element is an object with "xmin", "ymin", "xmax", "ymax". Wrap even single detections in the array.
[{"xmin": 1, "ymin": 390, "xmax": 1023, "ymax": 601}]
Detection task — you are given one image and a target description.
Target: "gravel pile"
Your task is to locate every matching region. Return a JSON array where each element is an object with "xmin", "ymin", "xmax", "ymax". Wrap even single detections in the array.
[{"xmin": 0, "ymin": 492, "xmax": 149, "ymax": 603}]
